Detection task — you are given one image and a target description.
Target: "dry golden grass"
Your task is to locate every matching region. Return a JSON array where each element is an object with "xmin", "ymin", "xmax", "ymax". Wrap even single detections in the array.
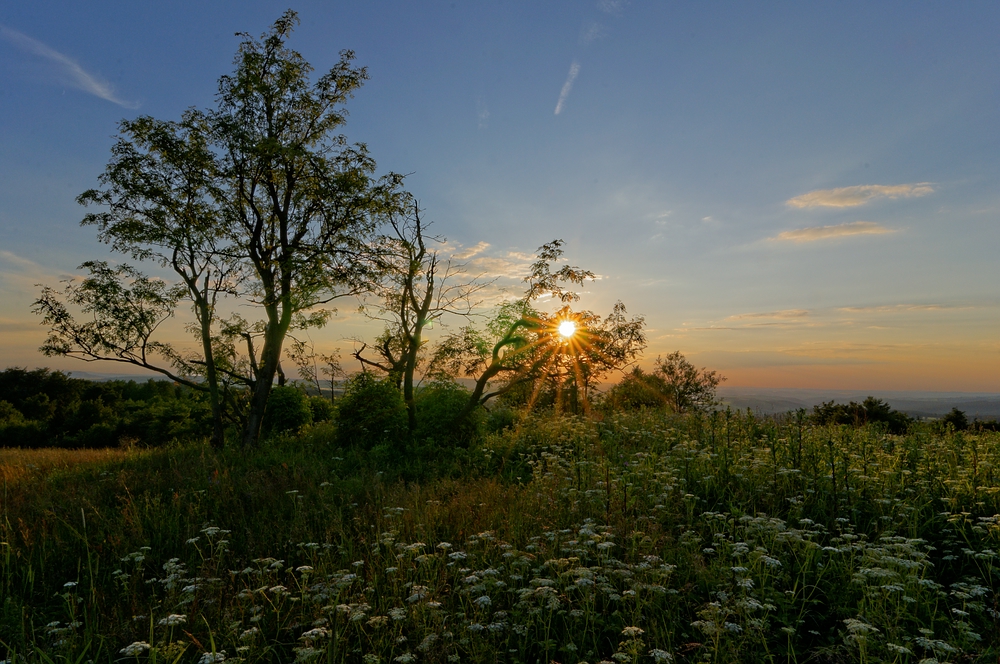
[{"xmin": 0, "ymin": 447, "xmax": 134, "ymax": 486}]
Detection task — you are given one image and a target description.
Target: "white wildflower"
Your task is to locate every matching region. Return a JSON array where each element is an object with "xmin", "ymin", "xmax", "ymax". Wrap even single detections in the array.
[
  {"xmin": 300, "ymin": 628, "xmax": 329, "ymax": 641},
  {"xmin": 120, "ymin": 642, "xmax": 151, "ymax": 657},
  {"xmin": 293, "ymin": 647, "xmax": 322, "ymax": 663}
]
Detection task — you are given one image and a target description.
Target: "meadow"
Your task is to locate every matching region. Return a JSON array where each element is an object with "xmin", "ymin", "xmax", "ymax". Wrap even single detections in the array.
[{"xmin": 2, "ymin": 409, "xmax": 999, "ymax": 664}]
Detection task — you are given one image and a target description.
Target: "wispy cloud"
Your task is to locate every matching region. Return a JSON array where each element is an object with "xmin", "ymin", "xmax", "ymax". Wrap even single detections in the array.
[
  {"xmin": 786, "ymin": 183, "xmax": 933, "ymax": 209},
  {"xmin": 465, "ymin": 253, "xmax": 534, "ymax": 280},
  {"xmin": 783, "ymin": 341, "xmax": 916, "ymax": 359},
  {"xmin": 697, "ymin": 349, "xmax": 871, "ymax": 368},
  {"xmin": 554, "ymin": 60, "xmax": 581, "ymax": 116},
  {"xmin": 728, "ymin": 309, "xmax": 810, "ymax": 320},
  {"xmin": 452, "ymin": 241, "xmax": 491, "ymax": 260},
  {"xmin": 0, "ymin": 23, "xmax": 138, "ymax": 108},
  {"xmin": 0, "ymin": 250, "xmax": 41, "ymax": 272},
  {"xmin": 771, "ymin": 221, "xmax": 896, "ymax": 243},
  {"xmin": 838, "ymin": 303, "xmax": 965, "ymax": 314}
]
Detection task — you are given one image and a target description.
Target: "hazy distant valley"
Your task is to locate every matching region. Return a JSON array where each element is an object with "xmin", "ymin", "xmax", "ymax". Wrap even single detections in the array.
[{"xmin": 719, "ymin": 386, "xmax": 1000, "ymax": 419}]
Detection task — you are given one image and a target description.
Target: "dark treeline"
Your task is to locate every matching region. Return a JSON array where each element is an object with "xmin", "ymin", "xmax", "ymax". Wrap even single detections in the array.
[
  {"xmin": 3, "ymin": 364, "xmax": 991, "ymax": 450},
  {"xmin": 0, "ymin": 368, "xmax": 211, "ymax": 448}
]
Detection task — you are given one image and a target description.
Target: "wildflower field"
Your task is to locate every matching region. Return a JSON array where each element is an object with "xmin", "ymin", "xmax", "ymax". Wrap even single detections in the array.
[{"xmin": 2, "ymin": 410, "xmax": 999, "ymax": 663}]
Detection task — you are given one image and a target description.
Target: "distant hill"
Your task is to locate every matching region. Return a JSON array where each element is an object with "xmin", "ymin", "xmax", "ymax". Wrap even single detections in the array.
[
  {"xmin": 718, "ymin": 386, "xmax": 1000, "ymax": 420},
  {"xmin": 65, "ymin": 370, "xmax": 170, "ymax": 382}
]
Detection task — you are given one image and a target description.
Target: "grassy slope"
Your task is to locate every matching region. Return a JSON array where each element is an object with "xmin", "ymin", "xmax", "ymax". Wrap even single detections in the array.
[{"xmin": 2, "ymin": 412, "xmax": 1000, "ymax": 663}]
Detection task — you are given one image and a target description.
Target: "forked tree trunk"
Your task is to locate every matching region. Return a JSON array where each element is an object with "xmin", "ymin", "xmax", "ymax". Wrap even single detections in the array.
[{"xmin": 240, "ymin": 306, "xmax": 290, "ymax": 448}]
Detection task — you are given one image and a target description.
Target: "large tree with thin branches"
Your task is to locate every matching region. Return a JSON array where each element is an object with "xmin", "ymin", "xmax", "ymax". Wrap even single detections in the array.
[{"xmin": 34, "ymin": 11, "xmax": 405, "ymax": 447}]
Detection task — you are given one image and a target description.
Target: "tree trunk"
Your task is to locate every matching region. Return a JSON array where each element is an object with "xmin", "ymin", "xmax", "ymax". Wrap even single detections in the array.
[
  {"xmin": 240, "ymin": 310, "xmax": 288, "ymax": 448},
  {"xmin": 402, "ymin": 324, "xmax": 422, "ymax": 435},
  {"xmin": 196, "ymin": 297, "xmax": 226, "ymax": 449}
]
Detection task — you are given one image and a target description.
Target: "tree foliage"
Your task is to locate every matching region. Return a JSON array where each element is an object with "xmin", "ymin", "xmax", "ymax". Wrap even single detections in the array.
[
  {"xmin": 0, "ymin": 368, "xmax": 211, "ymax": 448},
  {"xmin": 810, "ymin": 396, "xmax": 911, "ymax": 434},
  {"xmin": 429, "ymin": 240, "xmax": 646, "ymax": 415},
  {"xmin": 352, "ymin": 203, "xmax": 489, "ymax": 432},
  {"xmin": 604, "ymin": 351, "xmax": 724, "ymax": 413},
  {"xmin": 34, "ymin": 11, "xmax": 405, "ymax": 447}
]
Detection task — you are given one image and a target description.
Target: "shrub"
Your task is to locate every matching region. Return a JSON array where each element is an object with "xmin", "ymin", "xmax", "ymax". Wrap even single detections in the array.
[
  {"xmin": 308, "ymin": 395, "xmax": 335, "ymax": 423},
  {"xmin": 262, "ymin": 386, "xmax": 312, "ymax": 437},
  {"xmin": 334, "ymin": 373, "xmax": 406, "ymax": 449},
  {"xmin": 601, "ymin": 367, "xmax": 666, "ymax": 411},
  {"xmin": 414, "ymin": 381, "xmax": 480, "ymax": 447},
  {"xmin": 484, "ymin": 406, "xmax": 520, "ymax": 434}
]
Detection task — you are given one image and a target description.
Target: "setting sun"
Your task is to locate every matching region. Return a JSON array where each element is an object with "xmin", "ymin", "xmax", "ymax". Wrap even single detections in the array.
[{"xmin": 557, "ymin": 320, "xmax": 577, "ymax": 339}]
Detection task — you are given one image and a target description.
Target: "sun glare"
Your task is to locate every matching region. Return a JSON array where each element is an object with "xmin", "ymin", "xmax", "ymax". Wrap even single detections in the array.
[{"xmin": 557, "ymin": 320, "xmax": 577, "ymax": 339}]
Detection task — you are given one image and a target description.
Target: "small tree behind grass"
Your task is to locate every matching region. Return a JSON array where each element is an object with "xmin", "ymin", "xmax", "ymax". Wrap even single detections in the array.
[
  {"xmin": 941, "ymin": 407, "xmax": 969, "ymax": 431},
  {"xmin": 603, "ymin": 351, "xmax": 724, "ymax": 413},
  {"xmin": 811, "ymin": 396, "xmax": 911, "ymax": 434}
]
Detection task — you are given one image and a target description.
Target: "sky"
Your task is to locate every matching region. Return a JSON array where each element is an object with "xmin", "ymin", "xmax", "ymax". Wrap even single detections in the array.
[{"xmin": 1, "ymin": 1, "xmax": 1000, "ymax": 391}]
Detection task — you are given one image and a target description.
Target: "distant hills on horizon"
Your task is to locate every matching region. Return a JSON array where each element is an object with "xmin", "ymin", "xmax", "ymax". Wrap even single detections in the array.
[
  {"xmin": 48, "ymin": 370, "xmax": 1000, "ymax": 420},
  {"xmin": 718, "ymin": 386, "xmax": 1000, "ymax": 420}
]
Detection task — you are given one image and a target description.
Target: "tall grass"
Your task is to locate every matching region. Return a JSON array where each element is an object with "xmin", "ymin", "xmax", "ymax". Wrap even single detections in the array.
[{"xmin": 2, "ymin": 411, "xmax": 999, "ymax": 663}]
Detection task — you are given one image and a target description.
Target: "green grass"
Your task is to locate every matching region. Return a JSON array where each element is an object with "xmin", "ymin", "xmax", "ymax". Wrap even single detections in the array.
[{"xmin": 2, "ymin": 411, "xmax": 1000, "ymax": 663}]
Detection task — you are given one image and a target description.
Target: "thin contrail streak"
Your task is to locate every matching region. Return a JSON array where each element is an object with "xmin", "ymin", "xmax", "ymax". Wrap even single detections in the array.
[
  {"xmin": 0, "ymin": 23, "xmax": 138, "ymax": 108},
  {"xmin": 554, "ymin": 61, "xmax": 580, "ymax": 115}
]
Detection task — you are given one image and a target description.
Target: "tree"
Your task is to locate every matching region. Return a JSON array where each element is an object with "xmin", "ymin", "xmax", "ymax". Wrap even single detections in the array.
[
  {"xmin": 34, "ymin": 12, "xmax": 405, "ymax": 447},
  {"xmin": 810, "ymin": 396, "xmax": 910, "ymax": 434},
  {"xmin": 352, "ymin": 202, "xmax": 490, "ymax": 433},
  {"xmin": 40, "ymin": 107, "xmax": 235, "ymax": 448},
  {"xmin": 429, "ymin": 240, "xmax": 645, "ymax": 416},
  {"xmin": 602, "ymin": 351, "xmax": 723, "ymax": 414},
  {"xmin": 652, "ymin": 351, "xmax": 724, "ymax": 413},
  {"xmin": 941, "ymin": 407, "xmax": 969, "ymax": 431},
  {"xmin": 287, "ymin": 337, "xmax": 343, "ymax": 402}
]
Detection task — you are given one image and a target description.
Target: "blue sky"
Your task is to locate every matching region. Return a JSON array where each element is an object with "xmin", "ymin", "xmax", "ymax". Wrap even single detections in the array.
[{"xmin": 2, "ymin": 1, "xmax": 1000, "ymax": 390}]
